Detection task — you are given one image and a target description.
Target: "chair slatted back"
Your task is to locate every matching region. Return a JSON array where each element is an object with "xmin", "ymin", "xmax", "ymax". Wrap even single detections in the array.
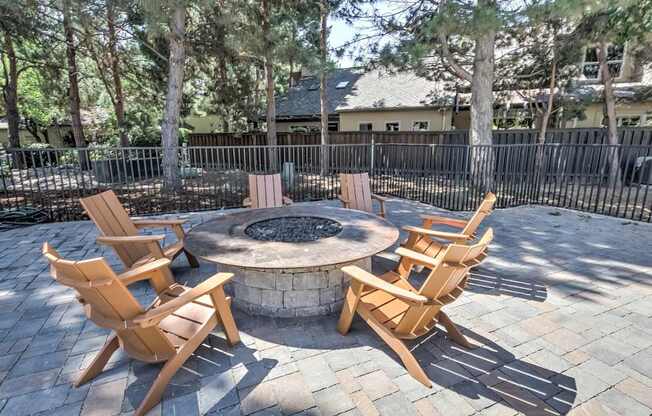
[
  {"xmin": 43, "ymin": 243, "xmax": 176, "ymax": 361},
  {"xmin": 80, "ymin": 191, "xmax": 149, "ymax": 268},
  {"xmin": 460, "ymin": 193, "xmax": 496, "ymax": 237},
  {"xmin": 248, "ymin": 174, "xmax": 284, "ymax": 209},
  {"xmin": 394, "ymin": 229, "xmax": 493, "ymax": 336},
  {"xmin": 340, "ymin": 173, "xmax": 373, "ymax": 213}
]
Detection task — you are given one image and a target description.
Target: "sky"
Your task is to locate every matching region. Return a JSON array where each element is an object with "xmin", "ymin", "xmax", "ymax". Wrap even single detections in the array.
[{"xmin": 328, "ymin": 1, "xmax": 401, "ymax": 68}]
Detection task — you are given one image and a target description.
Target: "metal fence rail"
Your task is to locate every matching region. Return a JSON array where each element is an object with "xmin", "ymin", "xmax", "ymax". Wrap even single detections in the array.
[{"xmin": 1, "ymin": 143, "xmax": 651, "ymax": 224}]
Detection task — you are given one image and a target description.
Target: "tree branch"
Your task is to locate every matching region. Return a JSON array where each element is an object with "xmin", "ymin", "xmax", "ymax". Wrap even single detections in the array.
[{"xmin": 438, "ymin": 34, "xmax": 473, "ymax": 82}]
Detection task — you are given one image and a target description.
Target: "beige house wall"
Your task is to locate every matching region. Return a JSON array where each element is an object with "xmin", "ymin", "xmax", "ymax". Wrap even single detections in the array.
[
  {"xmin": 185, "ymin": 115, "xmax": 322, "ymax": 133},
  {"xmin": 0, "ymin": 127, "xmax": 70, "ymax": 148},
  {"xmin": 185, "ymin": 115, "xmax": 221, "ymax": 133},
  {"xmin": 573, "ymin": 102, "xmax": 652, "ymax": 127},
  {"xmin": 338, "ymin": 109, "xmax": 453, "ymax": 132}
]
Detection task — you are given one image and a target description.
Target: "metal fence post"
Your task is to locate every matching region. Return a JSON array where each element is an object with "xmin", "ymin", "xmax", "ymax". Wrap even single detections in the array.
[{"xmin": 370, "ymin": 132, "xmax": 375, "ymax": 177}]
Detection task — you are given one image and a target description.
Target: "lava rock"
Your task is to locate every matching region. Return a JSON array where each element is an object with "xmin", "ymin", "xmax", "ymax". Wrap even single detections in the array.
[{"xmin": 245, "ymin": 216, "xmax": 343, "ymax": 242}]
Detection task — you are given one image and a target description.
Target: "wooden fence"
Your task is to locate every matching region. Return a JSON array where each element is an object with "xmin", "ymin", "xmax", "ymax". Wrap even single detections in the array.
[{"xmin": 188, "ymin": 127, "xmax": 652, "ymax": 147}]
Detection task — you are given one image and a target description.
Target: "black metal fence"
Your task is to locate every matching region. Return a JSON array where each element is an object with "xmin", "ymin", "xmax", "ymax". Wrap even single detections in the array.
[{"xmin": 1, "ymin": 142, "xmax": 651, "ymax": 224}]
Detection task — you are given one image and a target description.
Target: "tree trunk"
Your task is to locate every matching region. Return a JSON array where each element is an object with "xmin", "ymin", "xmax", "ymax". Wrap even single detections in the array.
[
  {"xmin": 217, "ymin": 56, "xmax": 229, "ymax": 132},
  {"xmin": 63, "ymin": 0, "xmax": 88, "ymax": 170},
  {"xmin": 319, "ymin": 0, "xmax": 329, "ymax": 175},
  {"xmin": 107, "ymin": 0, "xmax": 128, "ymax": 147},
  {"xmin": 533, "ymin": 49, "xmax": 557, "ymax": 202},
  {"xmin": 3, "ymin": 33, "xmax": 20, "ymax": 151},
  {"xmin": 598, "ymin": 41, "xmax": 622, "ymax": 189},
  {"xmin": 468, "ymin": 0, "xmax": 496, "ymax": 192},
  {"xmin": 161, "ymin": 4, "xmax": 186, "ymax": 191},
  {"xmin": 261, "ymin": 0, "xmax": 277, "ymax": 169}
]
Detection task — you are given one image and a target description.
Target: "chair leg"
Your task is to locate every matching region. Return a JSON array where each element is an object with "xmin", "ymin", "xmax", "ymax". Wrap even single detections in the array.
[
  {"xmin": 135, "ymin": 321, "xmax": 213, "ymax": 416},
  {"xmin": 337, "ymin": 281, "xmax": 363, "ymax": 335},
  {"xmin": 75, "ymin": 335, "xmax": 119, "ymax": 387},
  {"xmin": 209, "ymin": 287, "xmax": 240, "ymax": 346},
  {"xmin": 184, "ymin": 249, "xmax": 200, "ymax": 268},
  {"xmin": 358, "ymin": 308, "xmax": 432, "ymax": 388},
  {"xmin": 438, "ymin": 311, "xmax": 475, "ymax": 349}
]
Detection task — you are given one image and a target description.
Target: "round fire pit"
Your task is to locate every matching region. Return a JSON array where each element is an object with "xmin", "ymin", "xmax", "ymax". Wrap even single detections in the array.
[{"xmin": 184, "ymin": 205, "xmax": 398, "ymax": 318}]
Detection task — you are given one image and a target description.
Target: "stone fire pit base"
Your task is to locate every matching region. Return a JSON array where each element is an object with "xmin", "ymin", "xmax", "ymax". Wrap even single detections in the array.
[{"xmin": 219, "ymin": 257, "xmax": 372, "ymax": 318}]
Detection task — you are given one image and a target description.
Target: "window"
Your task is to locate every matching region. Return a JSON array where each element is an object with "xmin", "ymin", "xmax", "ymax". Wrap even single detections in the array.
[
  {"xmin": 412, "ymin": 121, "xmax": 429, "ymax": 131},
  {"xmin": 645, "ymin": 113, "xmax": 652, "ymax": 127},
  {"xmin": 359, "ymin": 123, "xmax": 372, "ymax": 132},
  {"xmin": 582, "ymin": 44, "xmax": 624, "ymax": 80},
  {"xmin": 618, "ymin": 116, "xmax": 641, "ymax": 127},
  {"xmin": 328, "ymin": 122, "xmax": 339, "ymax": 132},
  {"xmin": 290, "ymin": 125, "xmax": 319, "ymax": 133},
  {"xmin": 493, "ymin": 109, "xmax": 533, "ymax": 129},
  {"xmin": 335, "ymin": 81, "xmax": 349, "ymax": 89},
  {"xmin": 385, "ymin": 122, "xmax": 400, "ymax": 131}
]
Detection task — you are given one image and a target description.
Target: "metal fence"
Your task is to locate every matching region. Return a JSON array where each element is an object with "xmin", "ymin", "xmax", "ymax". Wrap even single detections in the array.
[{"xmin": 1, "ymin": 142, "xmax": 651, "ymax": 224}]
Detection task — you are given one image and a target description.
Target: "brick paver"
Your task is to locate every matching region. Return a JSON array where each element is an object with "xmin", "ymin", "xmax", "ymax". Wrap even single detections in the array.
[{"xmin": 0, "ymin": 199, "xmax": 651, "ymax": 415}]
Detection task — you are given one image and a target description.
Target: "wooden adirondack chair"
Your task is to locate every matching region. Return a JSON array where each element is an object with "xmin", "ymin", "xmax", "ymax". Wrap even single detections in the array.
[
  {"xmin": 42, "ymin": 242, "xmax": 240, "ymax": 416},
  {"xmin": 243, "ymin": 173, "xmax": 293, "ymax": 208},
  {"xmin": 80, "ymin": 190, "xmax": 199, "ymax": 276},
  {"xmin": 339, "ymin": 172, "xmax": 388, "ymax": 217},
  {"xmin": 337, "ymin": 228, "xmax": 493, "ymax": 387},
  {"xmin": 402, "ymin": 192, "xmax": 496, "ymax": 258}
]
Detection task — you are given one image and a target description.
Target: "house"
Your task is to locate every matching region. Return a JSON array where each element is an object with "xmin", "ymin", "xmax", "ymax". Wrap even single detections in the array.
[
  {"xmin": 266, "ymin": 42, "xmax": 652, "ymax": 132},
  {"xmin": 274, "ymin": 68, "xmax": 362, "ymax": 133},
  {"xmin": 0, "ymin": 117, "xmax": 72, "ymax": 148}
]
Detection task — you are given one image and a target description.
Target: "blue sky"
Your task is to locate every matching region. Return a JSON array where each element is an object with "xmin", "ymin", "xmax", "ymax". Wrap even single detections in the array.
[{"xmin": 328, "ymin": 1, "xmax": 399, "ymax": 68}]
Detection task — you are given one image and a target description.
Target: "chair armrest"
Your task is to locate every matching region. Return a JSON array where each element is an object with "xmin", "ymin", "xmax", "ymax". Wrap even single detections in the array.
[
  {"xmin": 131, "ymin": 219, "xmax": 187, "ymax": 229},
  {"xmin": 341, "ymin": 266, "xmax": 428, "ymax": 306},
  {"xmin": 243, "ymin": 197, "xmax": 252, "ymax": 207},
  {"xmin": 282, "ymin": 196, "xmax": 293, "ymax": 205},
  {"xmin": 402, "ymin": 226, "xmax": 470, "ymax": 243},
  {"xmin": 371, "ymin": 194, "xmax": 387, "ymax": 217},
  {"xmin": 395, "ymin": 247, "xmax": 440, "ymax": 269},
  {"xmin": 118, "ymin": 258, "xmax": 172, "ymax": 285},
  {"xmin": 420, "ymin": 214, "xmax": 467, "ymax": 229},
  {"xmin": 133, "ymin": 272, "xmax": 234, "ymax": 327},
  {"xmin": 96, "ymin": 235, "xmax": 166, "ymax": 245}
]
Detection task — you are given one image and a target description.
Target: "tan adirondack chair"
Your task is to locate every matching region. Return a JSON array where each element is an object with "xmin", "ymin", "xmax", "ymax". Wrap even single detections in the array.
[
  {"xmin": 339, "ymin": 172, "xmax": 388, "ymax": 217},
  {"xmin": 243, "ymin": 173, "xmax": 293, "ymax": 208},
  {"xmin": 402, "ymin": 192, "xmax": 496, "ymax": 258},
  {"xmin": 42, "ymin": 242, "xmax": 240, "ymax": 416},
  {"xmin": 80, "ymin": 190, "xmax": 199, "ymax": 276},
  {"xmin": 337, "ymin": 228, "xmax": 493, "ymax": 387}
]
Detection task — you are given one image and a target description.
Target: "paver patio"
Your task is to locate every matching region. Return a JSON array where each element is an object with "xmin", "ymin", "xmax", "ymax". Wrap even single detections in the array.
[{"xmin": 0, "ymin": 198, "xmax": 651, "ymax": 416}]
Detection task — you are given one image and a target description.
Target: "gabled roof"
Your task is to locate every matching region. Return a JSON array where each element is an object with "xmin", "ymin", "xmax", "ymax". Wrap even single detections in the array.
[
  {"xmin": 334, "ymin": 69, "xmax": 452, "ymax": 112},
  {"xmin": 275, "ymin": 68, "xmax": 363, "ymax": 119},
  {"xmin": 275, "ymin": 67, "xmax": 652, "ymax": 119}
]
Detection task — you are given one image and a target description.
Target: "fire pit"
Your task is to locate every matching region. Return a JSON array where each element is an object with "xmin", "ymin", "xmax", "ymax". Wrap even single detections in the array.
[
  {"xmin": 184, "ymin": 205, "xmax": 398, "ymax": 317},
  {"xmin": 245, "ymin": 216, "xmax": 343, "ymax": 242}
]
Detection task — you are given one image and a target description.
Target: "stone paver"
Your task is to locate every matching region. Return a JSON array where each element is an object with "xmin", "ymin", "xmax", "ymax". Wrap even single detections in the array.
[{"xmin": 0, "ymin": 200, "xmax": 651, "ymax": 415}]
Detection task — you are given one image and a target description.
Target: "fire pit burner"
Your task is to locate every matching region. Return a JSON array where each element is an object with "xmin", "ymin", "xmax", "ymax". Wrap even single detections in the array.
[{"xmin": 245, "ymin": 216, "xmax": 342, "ymax": 242}]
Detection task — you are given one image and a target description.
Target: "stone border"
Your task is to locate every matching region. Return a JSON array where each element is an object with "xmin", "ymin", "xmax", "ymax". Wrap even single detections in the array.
[{"xmin": 220, "ymin": 257, "xmax": 372, "ymax": 317}]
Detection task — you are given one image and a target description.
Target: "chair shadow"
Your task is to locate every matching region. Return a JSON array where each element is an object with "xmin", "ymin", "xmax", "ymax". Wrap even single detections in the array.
[
  {"xmin": 396, "ymin": 261, "xmax": 549, "ymax": 302},
  {"xmin": 466, "ymin": 270, "xmax": 548, "ymax": 302},
  {"xmin": 400, "ymin": 325, "xmax": 577, "ymax": 415},
  {"xmin": 124, "ymin": 334, "xmax": 278, "ymax": 414}
]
